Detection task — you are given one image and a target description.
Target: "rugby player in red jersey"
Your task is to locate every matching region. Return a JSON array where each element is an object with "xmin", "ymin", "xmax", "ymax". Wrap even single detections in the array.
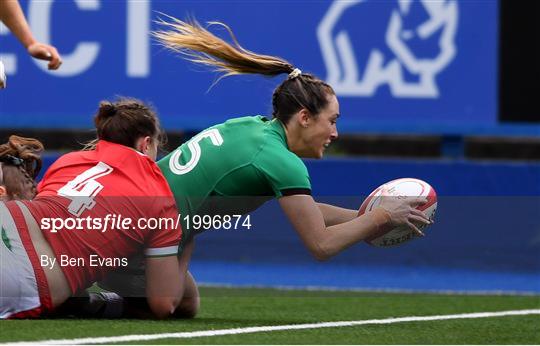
[{"xmin": 0, "ymin": 98, "xmax": 182, "ymax": 319}]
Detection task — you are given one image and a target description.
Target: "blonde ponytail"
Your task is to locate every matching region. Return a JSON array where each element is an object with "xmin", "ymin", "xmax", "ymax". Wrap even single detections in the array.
[
  {"xmin": 154, "ymin": 14, "xmax": 335, "ymax": 125},
  {"xmin": 153, "ymin": 16, "xmax": 294, "ymax": 78}
]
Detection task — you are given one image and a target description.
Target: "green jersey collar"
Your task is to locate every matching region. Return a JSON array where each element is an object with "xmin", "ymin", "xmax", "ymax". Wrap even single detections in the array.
[{"xmin": 269, "ymin": 118, "xmax": 289, "ymax": 150}]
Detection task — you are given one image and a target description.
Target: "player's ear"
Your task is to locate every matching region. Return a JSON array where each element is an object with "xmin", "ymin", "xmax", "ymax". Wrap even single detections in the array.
[
  {"xmin": 298, "ymin": 108, "xmax": 311, "ymax": 128},
  {"xmin": 0, "ymin": 185, "xmax": 7, "ymax": 199},
  {"xmin": 135, "ymin": 136, "xmax": 152, "ymax": 155}
]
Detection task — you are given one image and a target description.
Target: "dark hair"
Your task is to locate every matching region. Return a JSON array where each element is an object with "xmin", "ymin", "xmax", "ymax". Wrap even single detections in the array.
[
  {"xmin": 0, "ymin": 135, "xmax": 44, "ymax": 200},
  {"xmin": 93, "ymin": 98, "xmax": 164, "ymax": 149},
  {"xmin": 153, "ymin": 16, "xmax": 335, "ymax": 125},
  {"xmin": 271, "ymin": 73, "xmax": 335, "ymax": 124}
]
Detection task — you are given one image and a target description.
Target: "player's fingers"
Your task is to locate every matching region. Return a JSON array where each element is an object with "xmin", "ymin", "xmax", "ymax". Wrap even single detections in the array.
[
  {"xmin": 410, "ymin": 209, "xmax": 432, "ymax": 224},
  {"xmin": 410, "ymin": 197, "xmax": 428, "ymax": 207},
  {"xmin": 27, "ymin": 44, "xmax": 62, "ymax": 70},
  {"xmin": 47, "ymin": 47, "xmax": 62, "ymax": 70},
  {"xmin": 407, "ymin": 221, "xmax": 425, "ymax": 237},
  {"xmin": 408, "ymin": 214, "xmax": 430, "ymax": 226},
  {"xmin": 28, "ymin": 44, "xmax": 50, "ymax": 60}
]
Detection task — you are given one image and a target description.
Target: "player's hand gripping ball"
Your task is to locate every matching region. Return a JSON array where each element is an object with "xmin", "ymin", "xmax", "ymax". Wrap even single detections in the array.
[{"xmin": 359, "ymin": 178, "xmax": 437, "ymax": 247}]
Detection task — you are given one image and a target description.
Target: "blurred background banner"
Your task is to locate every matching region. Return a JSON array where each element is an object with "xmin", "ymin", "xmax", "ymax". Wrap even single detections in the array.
[{"xmin": 0, "ymin": 0, "xmax": 498, "ymax": 133}]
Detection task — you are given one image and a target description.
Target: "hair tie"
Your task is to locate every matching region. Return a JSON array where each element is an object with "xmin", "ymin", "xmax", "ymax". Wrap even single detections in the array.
[
  {"xmin": 105, "ymin": 104, "xmax": 118, "ymax": 117},
  {"xmin": 0, "ymin": 155, "xmax": 24, "ymax": 166},
  {"xmin": 98, "ymin": 102, "xmax": 118, "ymax": 119},
  {"xmin": 288, "ymin": 68, "xmax": 302, "ymax": 80}
]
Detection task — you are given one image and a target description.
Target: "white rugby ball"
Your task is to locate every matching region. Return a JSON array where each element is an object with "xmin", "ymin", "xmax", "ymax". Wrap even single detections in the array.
[{"xmin": 358, "ymin": 178, "xmax": 437, "ymax": 247}]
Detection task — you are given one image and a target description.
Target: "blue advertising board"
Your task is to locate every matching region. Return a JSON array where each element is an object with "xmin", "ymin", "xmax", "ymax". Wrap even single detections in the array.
[{"xmin": 0, "ymin": 0, "xmax": 501, "ymax": 134}]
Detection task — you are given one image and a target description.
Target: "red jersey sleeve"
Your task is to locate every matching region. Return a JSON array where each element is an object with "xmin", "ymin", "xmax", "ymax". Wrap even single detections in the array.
[{"xmin": 143, "ymin": 196, "xmax": 181, "ymax": 257}]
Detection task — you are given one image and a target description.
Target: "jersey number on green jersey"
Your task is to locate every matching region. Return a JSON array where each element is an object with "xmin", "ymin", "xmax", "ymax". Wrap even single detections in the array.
[{"xmin": 169, "ymin": 129, "xmax": 224, "ymax": 175}]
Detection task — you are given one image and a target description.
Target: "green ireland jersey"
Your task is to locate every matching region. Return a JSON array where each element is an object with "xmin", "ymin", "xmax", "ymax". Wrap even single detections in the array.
[{"xmin": 158, "ymin": 116, "xmax": 311, "ymax": 247}]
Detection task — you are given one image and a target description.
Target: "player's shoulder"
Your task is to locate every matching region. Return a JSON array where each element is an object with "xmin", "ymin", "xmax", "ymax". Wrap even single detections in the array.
[
  {"xmin": 205, "ymin": 115, "xmax": 274, "ymax": 158},
  {"xmin": 221, "ymin": 115, "xmax": 287, "ymax": 146},
  {"xmin": 51, "ymin": 141, "xmax": 140, "ymax": 167},
  {"xmin": 54, "ymin": 141, "xmax": 165, "ymax": 184},
  {"xmin": 216, "ymin": 115, "xmax": 268, "ymax": 138},
  {"xmin": 221, "ymin": 115, "xmax": 267, "ymax": 126},
  {"xmin": 223, "ymin": 116, "xmax": 302, "ymax": 163},
  {"xmin": 254, "ymin": 128, "xmax": 308, "ymax": 177},
  {"xmin": 265, "ymin": 147, "xmax": 308, "ymax": 174},
  {"xmin": 93, "ymin": 140, "xmax": 155, "ymax": 170},
  {"xmin": 46, "ymin": 149, "xmax": 91, "ymax": 171},
  {"xmin": 255, "ymin": 118, "xmax": 301, "ymax": 160}
]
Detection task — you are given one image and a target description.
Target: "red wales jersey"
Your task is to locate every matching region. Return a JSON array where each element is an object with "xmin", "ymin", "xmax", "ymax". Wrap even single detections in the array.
[{"xmin": 25, "ymin": 140, "xmax": 181, "ymax": 294}]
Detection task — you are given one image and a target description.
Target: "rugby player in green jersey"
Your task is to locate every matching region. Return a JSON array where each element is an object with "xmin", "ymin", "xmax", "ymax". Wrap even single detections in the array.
[{"xmin": 99, "ymin": 17, "xmax": 432, "ymax": 318}]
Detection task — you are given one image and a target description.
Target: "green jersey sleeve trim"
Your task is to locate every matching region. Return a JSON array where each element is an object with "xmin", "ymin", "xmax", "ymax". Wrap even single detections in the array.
[{"xmin": 281, "ymin": 188, "xmax": 312, "ymax": 196}]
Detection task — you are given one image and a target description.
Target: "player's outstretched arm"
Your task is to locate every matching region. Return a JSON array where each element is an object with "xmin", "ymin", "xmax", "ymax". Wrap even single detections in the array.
[
  {"xmin": 280, "ymin": 195, "xmax": 390, "ymax": 261},
  {"xmin": 145, "ymin": 256, "xmax": 182, "ymax": 319},
  {"xmin": 0, "ymin": 0, "xmax": 62, "ymax": 69},
  {"xmin": 316, "ymin": 203, "xmax": 357, "ymax": 226},
  {"xmin": 280, "ymin": 194, "xmax": 431, "ymax": 261}
]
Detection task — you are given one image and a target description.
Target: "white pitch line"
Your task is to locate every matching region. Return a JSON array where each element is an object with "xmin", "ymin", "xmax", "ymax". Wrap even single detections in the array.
[{"xmin": 3, "ymin": 309, "xmax": 539, "ymax": 345}]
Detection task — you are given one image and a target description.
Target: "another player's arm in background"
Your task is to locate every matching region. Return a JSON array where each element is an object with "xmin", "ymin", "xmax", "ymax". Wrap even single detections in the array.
[
  {"xmin": 316, "ymin": 203, "xmax": 357, "ymax": 226},
  {"xmin": 144, "ymin": 198, "xmax": 189, "ymax": 319},
  {"xmin": 172, "ymin": 238, "xmax": 200, "ymax": 319},
  {"xmin": 280, "ymin": 194, "xmax": 430, "ymax": 261},
  {"xmin": 145, "ymin": 255, "xmax": 182, "ymax": 319},
  {"xmin": 0, "ymin": 0, "xmax": 61, "ymax": 69}
]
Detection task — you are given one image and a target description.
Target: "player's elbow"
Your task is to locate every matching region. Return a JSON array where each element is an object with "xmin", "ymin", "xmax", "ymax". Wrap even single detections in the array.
[
  {"xmin": 312, "ymin": 250, "xmax": 331, "ymax": 262},
  {"xmin": 147, "ymin": 297, "xmax": 181, "ymax": 319},
  {"xmin": 174, "ymin": 296, "xmax": 200, "ymax": 319},
  {"xmin": 308, "ymin": 240, "xmax": 334, "ymax": 262}
]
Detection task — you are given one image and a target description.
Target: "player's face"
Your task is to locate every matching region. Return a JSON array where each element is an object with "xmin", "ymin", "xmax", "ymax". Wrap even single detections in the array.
[{"xmin": 304, "ymin": 94, "xmax": 339, "ymax": 158}]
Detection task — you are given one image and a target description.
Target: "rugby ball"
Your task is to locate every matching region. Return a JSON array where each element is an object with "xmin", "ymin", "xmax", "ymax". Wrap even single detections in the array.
[{"xmin": 358, "ymin": 178, "xmax": 437, "ymax": 247}]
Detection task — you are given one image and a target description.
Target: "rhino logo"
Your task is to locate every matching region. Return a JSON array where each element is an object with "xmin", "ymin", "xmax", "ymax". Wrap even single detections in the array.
[{"xmin": 317, "ymin": 0, "xmax": 458, "ymax": 98}]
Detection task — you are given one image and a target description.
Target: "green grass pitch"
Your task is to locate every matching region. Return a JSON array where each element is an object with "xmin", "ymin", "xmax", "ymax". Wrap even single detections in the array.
[{"xmin": 1, "ymin": 286, "xmax": 539, "ymax": 344}]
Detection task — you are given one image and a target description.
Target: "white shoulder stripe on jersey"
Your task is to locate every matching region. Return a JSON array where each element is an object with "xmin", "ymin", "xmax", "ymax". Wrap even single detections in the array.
[{"xmin": 144, "ymin": 245, "xmax": 179, "ymax": 257}]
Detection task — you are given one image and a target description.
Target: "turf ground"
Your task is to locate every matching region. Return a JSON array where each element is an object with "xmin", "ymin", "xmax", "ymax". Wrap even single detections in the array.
[{"xmin": 1, "ymin": 286, "xmax": 539, "ymax": 345}]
